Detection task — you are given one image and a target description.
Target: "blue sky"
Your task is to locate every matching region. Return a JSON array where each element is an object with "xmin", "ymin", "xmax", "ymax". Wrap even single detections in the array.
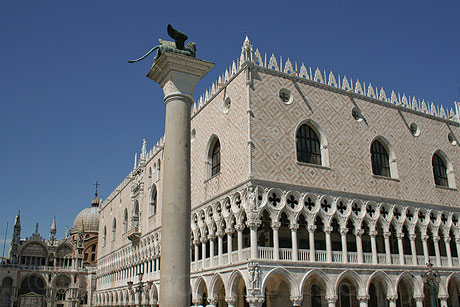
[{"xmin": 1, "ymin": 1, "xmax": 459, "ymax": 249}]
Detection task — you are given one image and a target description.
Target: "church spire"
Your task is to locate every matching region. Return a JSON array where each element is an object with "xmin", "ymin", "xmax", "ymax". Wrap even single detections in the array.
[
  {"xmin": 92, "ymin": 181, "xmax": 100, "ymax": 207},
  {"xmin": 9, "ymin": 211, "xmax": 21, "ymax": 263},
  {"xmin": 50, "ymin": 216, "xmax": 56, "ymax": 242}
]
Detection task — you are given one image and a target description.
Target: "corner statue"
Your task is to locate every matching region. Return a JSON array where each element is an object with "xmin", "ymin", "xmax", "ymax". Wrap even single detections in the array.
[{"xmin": 128, "ymin": 24, "xmax": 196, "ymax": 63}]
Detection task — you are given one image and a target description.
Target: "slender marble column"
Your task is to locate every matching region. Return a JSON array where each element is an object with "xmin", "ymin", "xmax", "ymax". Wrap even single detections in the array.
[
  {"xmin": 236, "ymin": 224, "xmax": 244, "ymax": 261},
  {"xmin": 433, "ymin": 236, "xmax": 442, "ymax": 266},
  {"xmin": 397, "ymin": 232, "xmax": 405, "ymax": 265},
  {"xmin": 325, "ymin": 227, "xmax": 333, "ymax": 263},
  {"xmin": 356, "ymin": 229, "xmax": 364, "ymax": 264},
  {"xmin": 422, "ymin": 235, "xmax": 430, "ymax": 264},
  {"xmin": 272, "ymin": 222, "xmax": 281, "ymax": 261},
  {"xmin": 194, "ymin": 241, "xmax": 199, "ymax": 263},
  {"xmin": 456, "ymin": 237, "xmax": 460, "ymax": 266},
  {"xmin": 148, "ymin": 52, "xmax": 214, "ymax": 307},
  {"xmin": 209, "ymin": 234, "xmax": 215, "ymax": 267},
  {"xmin": 217, "ymin": 231, "xmax": 223, "ymax": 266},
  {"xmin": 226, "ymin": 228, "xmax": 234, "ymax": 263},
  {"xmin": 409, "ymin": 234, "xmax": 418, "ymax": 265},
  {"xmin": 326, "ymin": 295, "xmax": 337, "ymax": 307},
  {"xmin": 384, "ymin": 232, "xmax": 392, "ymax": 264},
  {"xmin": 370, "ymin": 230, "xmax": 378, "ymax": 264},
  {"xmin": 291, "ymin": 224, "xmax": 299, "ymax": 261},
  {"xmin": 308, "ymin": 225, "xmax": 317, "ymax": 262},
  {"xmin": 247, "ymin": 220, "xmax": 260, "ymax": 260},
  {"xmin": 445, "ymin": 237, "xmax": 453, "ymax": 266},
  {"xmin": 340, "ymin": 228, "xmax": 348, "ymax": 263}
]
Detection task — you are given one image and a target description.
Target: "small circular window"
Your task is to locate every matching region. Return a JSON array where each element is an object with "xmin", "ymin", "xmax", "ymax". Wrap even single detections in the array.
[
  {"xmin": 223, "ymin": 97, "xmax": 231, "ymax": 114},
  {"xmin": 279, "ymin": 88, "xmax": 293, "ymax": 105},
  {"xmin": 448, "ymin": 132, "xmax": 457, "ymax": 145},
  {"xmin": 410, "ymin": 123, "xmax": 420, "ymax": 137},
  {"xmin": 351, "ymin": 107, "xmax": 363, "ymax": 122}
]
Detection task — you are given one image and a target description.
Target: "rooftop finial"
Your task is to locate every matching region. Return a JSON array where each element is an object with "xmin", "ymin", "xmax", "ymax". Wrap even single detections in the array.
[
  {"xmin": 92, "ymin": 181, "xmax": 101, "ymax": 207},
  {"xmin": 94, "ymin": 181, "xmax": 100, "ymax": 197}
]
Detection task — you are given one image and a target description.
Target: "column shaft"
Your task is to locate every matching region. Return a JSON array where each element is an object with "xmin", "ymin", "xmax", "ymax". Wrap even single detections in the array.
[
  {"xmin": 250, "ymin": 226, "xmax": 258, "ymax": 260},
  {"xmin": 291, "ymin": 226, "xmax": 298, "ymax": 261},
  {"xmin": 370, "ymin": 234, "xmax": 377, "ymax": 264}
]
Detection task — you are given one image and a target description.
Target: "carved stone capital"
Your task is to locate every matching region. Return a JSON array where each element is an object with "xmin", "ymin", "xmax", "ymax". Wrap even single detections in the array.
[
  {"xmin": 383, "ymin": 232, "xmax": 391, "ymax": 239},
  {"xmin": 340, "ymin": 228, "xmax": 349, "ymax": 235},
  {"xmin": 246, "ymin": 220, "xmax": 261, "ymax": 228},
  {"xmin": 396, "ymin": 232, "xmax": 404, "ymax": 239},
  {"xmin": 357, "ymin": 295, "xmax": 370, "ymax": 301},
  {"xmin": 225, "ymin": 297, "xmax": 237, "ymax": 305},
  {"xmin": 246, "ymin": 295, "xmax": 265, "ymax": 307},
  {"xmin": 207, "ymin": 297, "xmax": 218, "ymax": 305},
  {"xmin": 433, "ymin": 236, "xmax": 441, "ymax": 243},
  {"xmin": 225, "ymin": 228, "xmax": 235, "ymax": 235},
  {"xmin": 271, "ymin": 222, "xmax": 281, "ymax": 230},
  {"xmin": 444, "ymin": 237, "xmax": 451, "ymax": 244},
  {"xmin": 422, "ymin": 235, "xmax": 429, "ymax": 241},
  {"xmin": 192, "ymin": 298, "xmax": 202, "ymax": 305},
  {"xmin": 413, "ymin": 296, "xmax": 424, "ymax": 302},
  {"xmin": 354, "ymin": 229, "xmax": 364, "ymax": 237},
  {"xmin": 208, "ymin": 234, "xmax": 216, "ymax": 240},
  {"xmin": 290, "ymin": 224, "xmax": 299, "ymax": 230},
  {"xmin": 308, "ymin": 225, "xmax": 317, "ymax": 233},
  {"xmin": 386, "ymin": 295, "xmax": 398, "ymax": 302},
  {"xmin": 324, "ymin": 227, "xmax": 333, "ymax": 234},
  {"xmin": 290, "ymin": 296, "xmax": 303, "ymax": 306},
  {"xmin": 325, "ymin": 295, "xmax": 338, "ymax": 303},
  {"xmin": 235, "ymin": 224, "xmax": 245, "ymax": 232},
  {"xmin": 409, "ymin": 234, "xmax": 417, "ymax": 241}
]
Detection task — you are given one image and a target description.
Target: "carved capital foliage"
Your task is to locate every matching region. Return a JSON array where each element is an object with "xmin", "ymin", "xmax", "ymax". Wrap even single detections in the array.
[
  {"xmin": 290, "ymin": 224, "xmax": 299, "ymax": 230},
  {"xmin": 325, "ymin": 295, "xmax": 338, "ymax": 303},
  {"xmin": 340, "ymin": 228, "xmax": 349, "ymax": 235},
  {"xmin": 308, "ymin": 225, "xmax": 317, "ymax": 233},
  {"xmin": 290, "ymin": 296, "xmax": 303, "ymax": 306},
  {"xmin": 225, "ymin": 297, "xmax": 237, "ymax": 304}
]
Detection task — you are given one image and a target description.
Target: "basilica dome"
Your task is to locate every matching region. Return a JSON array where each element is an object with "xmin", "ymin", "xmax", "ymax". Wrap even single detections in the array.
[{"xmin": 71, "ymin": 195, "xmax": 100, "ymax": 234}]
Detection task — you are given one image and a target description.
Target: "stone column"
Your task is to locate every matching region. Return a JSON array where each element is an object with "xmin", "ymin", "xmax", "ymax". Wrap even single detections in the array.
[
  {"xmin": 236, "ymin": 224, "xmax": 244, "ymax": 261},
  {"xmin": 356, "ymin": 229, "xmax": 364, "ymax": 264},
  {"xmin": 397, "ymin": 232, "xmax": 405, "ymax": 265},
  {"xmin": 290, "ymin": 296, "xmax": 302, "ymax": 306},
  {"xmin": 369, "ymin": 230, "xmax": 378, "ymax": 264},
  {"xmin": 414, "ymin": 296, "xmax": 424, "ymax": 307},
  {"xmin": 439, "ymin": 295, "xmax": 449, "ymax": 307},
  {"xmin": 326, "ymin": 295, "xmax": 337, "ymax": 307},
  {"xmin": 325, "ymin": 226, "xmax": 333, "ymax": 263},
  {"xmin": 409, "ymin": 234, "xmax": 418, "ymax": 265},
  {"xmin": 207, "ymin": 298, "xmax": 218, "ymax": 307},
  {"xmin": 247, "ymin": 220, "xmax": 260, "ymax": 260},
  {"xmin": 209, "ymin": 234, "xmax": 215, "ymax": 267},
  {"xmin": 272, "ymin": 222, "xmax": 281, "ymax": 261},
  {"xmin": 291, "ymin": 224, "xmax": 299, "ymax": 261},
  {"xmin": 201, "ymin": 238, "xmax": 207, "ymax": 267},
  {"xmin": 384, "ymin": 232, "xmax": 392, "ymax": 264},
  {"xmin": 456, "ymin": 237, "xmax": 460, "ymax": 266},
  {"xmin": 225, "ymin": 297, "xmax": 237, "ymax": 307},
  {"xmin": 226, "ymin": 228, "xmax": 234, "ymax": 263},
  {"xmin": 148, "ymin": 52, "xmax": 214, "ymax": 307},
  {"xmin": 246, "ymin": 296, "xmax": 264, "ymax": 307},
  {"xmin": 357, "ymin": 295, "xmax": 369, "ymax": 307},
  {"xmin": 433, "ymin": 236, "xmax": 442, "ymax": 266},
  {"xmin": 387, "ymin": 296, "xmax": 397, "ymax": 307},
  {"xmin": 340, "ymin": 228, "xmax": 348, "ymax": 263},
  {"xmin": 194, "ymin": 240, "xmax": 199, "ymax": 264},
  {"xmin": 444, "ymin": 237, "xmax": 453, "ymax": 267},
  {"xmin": 422, "ymin": 235, "xmax": 430, "ymax": 264},
  {"xmin": 308, "ymin": 225, "xmax": 317, "ymax": 262},
  {"xmin": 217, "ymin": 231, "xmax": 223, "ymax": 266}
]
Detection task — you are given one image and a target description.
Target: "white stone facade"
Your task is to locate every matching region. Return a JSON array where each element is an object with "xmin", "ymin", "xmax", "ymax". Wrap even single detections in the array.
[{"xmin": 95, "ymin": 38, "xmax": 460, "ymax": 307}]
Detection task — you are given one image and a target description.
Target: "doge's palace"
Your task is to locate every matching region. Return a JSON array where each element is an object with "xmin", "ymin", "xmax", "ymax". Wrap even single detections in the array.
[{"xmin": 95, "ymin": 37, "xmax": 460, "ymax": 307}]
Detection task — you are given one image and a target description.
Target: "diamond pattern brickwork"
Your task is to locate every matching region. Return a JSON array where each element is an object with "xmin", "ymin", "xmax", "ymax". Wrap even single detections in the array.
[{"xmin": 250, "ymin": 70, "xmax": 460, "ymax": 208}]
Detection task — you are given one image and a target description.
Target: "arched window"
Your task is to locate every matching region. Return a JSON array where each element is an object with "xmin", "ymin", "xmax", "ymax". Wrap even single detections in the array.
[
  {"xmin": 432, "ymin": 152, "xmax": 448, "ymax": 187},
  {"xmin": 103, "ymin": 226, "xmax": 107, "ymax": 246},
  {"xmin": 208, "ymin": 137, "xmax": 221, "ymax": 177},
  {"xmin": 296, "ymin": 124, "xmax": 321, "ymax": 165},
  {"xmin": 150, "ymin": 185, "xmax": 157, "ymax": 216},
  {"xmin": 123, "ymin": 209, "xmax": 128, "ymax": 233},
  {"xmin": 371, "ymin": 139, "xmax": 390, "ymax": 177},
  {"xmin": 112, "ymin": 218, "xmax": 116, "ymax": 241}
]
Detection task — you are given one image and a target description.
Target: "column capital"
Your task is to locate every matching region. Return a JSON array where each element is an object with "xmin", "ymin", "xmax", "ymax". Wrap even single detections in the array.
[
  {"xmin": 340, "ymin": 228, "xmax": 349, "ymax": 235},
  {"xmin": 246, "ymin": 220, "xmax": 261, "ymax": 228},
  {"xmin": 246, "ymin": 296, "xmax": 265, "ymax": 307},
  {"xmin": 208, "ymin": 234, "xmax": 216, "ymax": 240},
  {"xmin": 271, "ymin": 222, "xmax": 281, "ymax": 230},
  {"xmin": 386, "ymin": 295, "xmax": 398, "ymax": 302},
  {"xmin": 225, "ymin": 297, "xmax": 237, "ymax": 305},
  {"xmin": 357, "ymin": 295, "xmax": 370, "ymax": 301},
  {"xmin": 444, "ymin": 237, "xmax": 451, "ymax": 243},
  {"xmin": 308, "ymin": 225, "xmax": 317, "ymax": 233},
  {"xmin": 290, "ymin": 224, "xmax": 299, "ymax": 230},
  {"xmin": 433, "ymin": 235, "xmax": 441, "ymax": 243},
  {"xmin": 290, "ymin": 295, "xmax": 303, "ymax": 306},
  {"xmin": 235, "ymin": 224, "xmax": 245, "ymax": 232},
  {"xmin": 191, "ymin": 298, "xmax": 202, "ymax": 306},
  {"xmin": 147, "ymin": 52, "xmax": 215, "ymax": 98},
  {"xmin": 413, "ymin": 296, "xmax": 424, "ymax": 302},
  {"xmin": 396, "ymin": 232, "xmax": 404, "ymax": 239},
  {"xmin": 383, "ymin": 232, "xmax": 391, "ymax": 239},
  {"xmin": 422, "ymin": 235, "xmax": 429, "ymax": 241},
  {"xmin": 354, "ymin": 229, "xmax": 364, "ymax": 237},
  {"xmin": 369, "ymin": 230, "xmax": 378, "ymax": 237},
  {"xmin": 324, "ymin": 227, "xmax": 333, "ymax": 234},
  {"xmin": 225, "ymin": 228, "xmax": 235, "ymax": 235},
  {"xmin": 409, "ymin": 234, "xmax": 417, "ymax": 241},
  {"xmin": 207, "ymin": 297, "xmax": 218, "ymax": 305},
  {"xmin": 325, "ymin": 295, "xmax": 338, "ymax": 303}
]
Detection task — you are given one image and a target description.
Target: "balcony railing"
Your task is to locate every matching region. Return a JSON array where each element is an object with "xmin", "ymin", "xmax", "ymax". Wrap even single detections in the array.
[
  {"xmin": 190, "ymin": 246, "xmax": 459, "ymax": 272},
  {"xmin": 127, "ymin": 226, "xmax": 141, "ymax": 242}
]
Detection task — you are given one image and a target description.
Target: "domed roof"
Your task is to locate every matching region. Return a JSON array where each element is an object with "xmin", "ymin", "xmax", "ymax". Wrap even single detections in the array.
[{"xmin": 71, "ymin": 202, "xmax": 99, "ymax": 235}]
